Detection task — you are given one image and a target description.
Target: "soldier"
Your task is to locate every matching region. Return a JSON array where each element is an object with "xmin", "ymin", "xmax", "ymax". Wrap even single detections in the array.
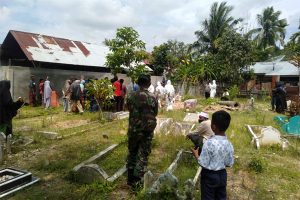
[{"xmin": 126, "ymin": 74, "xmax": 158, "ymax": 189}]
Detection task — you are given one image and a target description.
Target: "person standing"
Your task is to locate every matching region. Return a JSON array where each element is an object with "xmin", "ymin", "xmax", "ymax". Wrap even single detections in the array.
[
  {"xmin": 204, "ymin": 81, "xmax": 211, "ymax": 99},
  {"xmin": 148, "ymin": 83, "xmax": 155, "ymax": 94},
  {"xmin": 209, "ymin": 80, "xmax": 217, "ymax": 98},
  {"xmin": 70, "ymin": 79, "xmax": 83, "ymax": 114},
  {"xmin": 0, "ymin": 80, "xmax": 24, "ymax": 136},
  {"xmin": 192, "ymin": 110, "xmax": 234, "ymax": 200},
  {"xmin": 155, "ymin": 81, "xmax": 166, "ymax": 108},
  {"xmin": 62, "ymin": 80, "xmax": 71, "ymax": 112},
  {"xmin": 113, "ymin": 76, "xmax": 122, "ymax": 112},
  {"xmin": 28, "ymin": 75, "xmax": 37, "ymax": 106},
  {"xmin": 80, "ymin": 80, "xmax": 86, "ymax": 110},
  {"xmin": 126, "ymin": 74, "xmax": 158, "ymax": 188},
  {"xmin": 165, "ymin": 80, "xmax": 175, "ymax": 111},
  {"xmin": 43, "ymin": 77, "xmax": 52, "ymax": 109},
  {"xmin": 119, "ymin": 79, "xmax": 126, "ymax": 111},
  {"xmin": 38, "ymin": 79, "xmax": 44, "ymax": 106}
]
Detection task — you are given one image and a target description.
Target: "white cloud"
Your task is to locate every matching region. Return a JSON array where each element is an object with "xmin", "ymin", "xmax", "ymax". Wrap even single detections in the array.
[
  {"xmin": 0, "ymin": 6, "xmax": 11, "ymax": 22},
  {"xmin": 0, "ymin": 0, "xmax": 299, "ymax": 50}
]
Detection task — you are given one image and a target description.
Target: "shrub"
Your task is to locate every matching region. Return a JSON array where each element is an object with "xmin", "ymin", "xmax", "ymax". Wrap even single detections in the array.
[
  {"xmin": 228, "ymin": 85, "xmax": 239, "ymax": 100},
  {"xmin": 248, "ymin": 157, "xmax": 264, "ymax": 173}
]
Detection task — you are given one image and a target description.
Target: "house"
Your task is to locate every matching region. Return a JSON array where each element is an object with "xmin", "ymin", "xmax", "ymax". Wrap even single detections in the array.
[
  {"xmin": 0, "ymin": 30, "xmax": 160, "ymax": 102},
  {"xmin": 250, "ymin": 60, "xmax": 299, "ymax": 92}
]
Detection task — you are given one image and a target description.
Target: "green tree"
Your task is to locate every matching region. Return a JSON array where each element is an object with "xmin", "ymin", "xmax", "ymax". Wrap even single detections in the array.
[
  {"xmin": 104, "ymin": 27, "xmax": 148, "ymax": 81},
  {"xmin": 86, "ymin": 79, "xmax": 114, "ymax": 119},
  {"xmin": 290, "ymin": 21, "xmax": 300, "ymax": 44},
  {"xmin": 210, "ymin": 29, "xmax": 253, "ymax": 84},
  {"xmin": 193, "ymin": 1, "xmax": 242, "ymax": 53},
  {"xmin": 248, "ymin": 7, "xmax": 288, "ymax": 49},
  {"xmin": 150, "ymin": 43, "xmax": 169, "ymax": 76},
  {"xmin": 150, "ymin": 40, "xmax": 190, "ymax": 78}
]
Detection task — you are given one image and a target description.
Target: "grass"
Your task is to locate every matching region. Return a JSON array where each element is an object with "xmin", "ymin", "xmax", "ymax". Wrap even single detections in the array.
[
  {"xmin": 96, "ymin": 143, "xmax": 128, "ymax": 176},
  {"xmin": 2, "ymin": 98, "xmax": 300, "ymax": 199}
]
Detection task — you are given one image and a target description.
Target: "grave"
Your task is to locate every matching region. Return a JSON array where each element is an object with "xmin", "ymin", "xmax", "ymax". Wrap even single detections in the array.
[
  {"xmin": 145, "ymin": 149, "xmax": 201, "ymax": 199},
  {"xmin": 183, "ymin": 113, "xmax": 199, "ymax": 123},
  {"xmin": 184, "ymin": 99, "xmax": 197, "ymax": 111},
  {"xmin": 103, "ymin": 111, "xmax": 129, "ymax": 121},
  {"xmin": 246, "ymin": 125, "xmax": 286, "ymax": 149},
  {"xmin": 38, "ymin": 131, "xmax": 58, "ymax": 140},
  {"xmin": 73, "ymin": 143, "xmax": 127, "ymax": 184},
  {"xmin": 154, "ymin": 118, "xmax": 173, "ymax": 134},
  {"xmin": 0, "ymin": 168, "xmax": 39, "ymax": 198}
]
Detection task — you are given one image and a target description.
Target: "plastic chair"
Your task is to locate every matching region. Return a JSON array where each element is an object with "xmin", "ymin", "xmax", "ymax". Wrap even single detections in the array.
[
  {"xmin": 282, "ymin": 115, "xmax": 300, "ymax": 135},
  {"xmin": 273, "ymin": 115, "xmax": 289, "ymax": 127}
]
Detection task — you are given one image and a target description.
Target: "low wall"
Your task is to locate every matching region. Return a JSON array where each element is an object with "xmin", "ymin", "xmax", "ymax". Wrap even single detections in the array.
[{"xmin": 0, "ymin": 65, "xmax": 163, "ymax": 102}]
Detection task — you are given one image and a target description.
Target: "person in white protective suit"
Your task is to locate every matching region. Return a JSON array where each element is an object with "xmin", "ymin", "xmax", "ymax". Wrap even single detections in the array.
[
  {"xmin": 148, "ymin": 83, "xmax": 155, "ymax": 94},
  {"xmin": 155, "ymin": 81, "xmax": 166, "ymax": 108},
  {"xmin": 165, "ymin": 80, "xmax": 175, "ymax": 111},
  {"xmin": 209, "ymin": 80, "xmax": 217, "ymax": 98}
]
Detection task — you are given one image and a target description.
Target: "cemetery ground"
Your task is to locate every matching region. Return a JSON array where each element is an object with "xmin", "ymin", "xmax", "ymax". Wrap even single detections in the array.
[{"xmin": 1, "ymin": 98, "xmax": 300, "ymax": 200}]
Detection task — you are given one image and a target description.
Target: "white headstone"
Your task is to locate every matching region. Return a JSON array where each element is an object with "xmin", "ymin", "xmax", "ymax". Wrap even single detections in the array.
[{"xmin": 259, "ymin": 126, "xmax": 281, "ymax": 146}]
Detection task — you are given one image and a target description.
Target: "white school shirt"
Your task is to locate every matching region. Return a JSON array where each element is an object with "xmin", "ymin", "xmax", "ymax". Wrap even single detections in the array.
[{"xmin": 198, "ymin": 135, "xmax": 234, "ymax": 171}]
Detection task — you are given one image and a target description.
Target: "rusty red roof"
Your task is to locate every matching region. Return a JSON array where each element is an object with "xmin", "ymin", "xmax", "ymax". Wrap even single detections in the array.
[{"xmin": 8, "ymin": 30, "xmax": 108, "ymax": 67}]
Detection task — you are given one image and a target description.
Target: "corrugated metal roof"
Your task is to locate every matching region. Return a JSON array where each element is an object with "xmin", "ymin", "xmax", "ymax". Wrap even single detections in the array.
[
  {"xmin": 9, "ymin": 30, "xmax": 108, "ymax": 67},
  {"xmin": 250, "ymin": 61, "xmax": 299, "ymax": 76}
]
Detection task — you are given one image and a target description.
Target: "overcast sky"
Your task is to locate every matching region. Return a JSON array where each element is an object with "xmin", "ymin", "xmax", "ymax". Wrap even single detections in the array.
[{"xmin": 0, "ymin": 0, "xmax": 299, "ymax": 51}]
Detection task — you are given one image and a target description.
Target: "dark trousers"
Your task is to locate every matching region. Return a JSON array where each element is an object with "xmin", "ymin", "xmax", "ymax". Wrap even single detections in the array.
[
  {"xmin": 205, "ymin": 92, "xmax": 210, "ymax": 99},
  {"xmin": 114, "ymin": 96, "xmax": 123, "ymax": 112},
  {"xmin": 127, "ymin": 131, "xmax": 153, "ymax": 184},
  {"xmin": 201, "ymin": 168, "xmax": 227, "ymax": 200}
]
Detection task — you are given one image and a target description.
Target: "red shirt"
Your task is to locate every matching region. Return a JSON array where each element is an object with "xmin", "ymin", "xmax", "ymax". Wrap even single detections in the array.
[
  {"xmin": 113, "ymin": 80, "xmax": 121, "ymax": 96},
  {"xmin": 39, "ymin": 82, "xmax": 44, "ymax": 94}
]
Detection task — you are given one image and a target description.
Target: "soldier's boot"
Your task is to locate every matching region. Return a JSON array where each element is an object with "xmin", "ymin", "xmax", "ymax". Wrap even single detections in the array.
[{"xmin": 127, "ymin": 168, "xmax": 136, "ymax": 187}]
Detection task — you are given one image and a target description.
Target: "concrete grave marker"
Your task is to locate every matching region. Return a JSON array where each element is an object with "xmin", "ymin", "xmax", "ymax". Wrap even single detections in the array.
[
  {"xmin": 38, "ymin": 131, "xmax": 58, "ymax": 140},
  {"xmin": 76, "ymin": 164, "xmax": 107, "ymax": 183},
  {"xmin": 183, "ymin": 113, "xmax": 199, "ymax": 123},
  {"xmin": 184, "ymin": 99, "xmax": 197, "ymax": 110},
  {"xmin": 260, "ymin": 126, "xmax": 281, "ymax": 145},
  {"xmin": 154, "ymin": 118, "xmax": 173, "ymax": 134}
]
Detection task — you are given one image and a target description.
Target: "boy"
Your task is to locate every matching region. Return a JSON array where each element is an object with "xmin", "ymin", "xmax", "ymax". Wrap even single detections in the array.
[{"xmin": 192, "ymin": 110, "xmax": 234, "ymax": 200}]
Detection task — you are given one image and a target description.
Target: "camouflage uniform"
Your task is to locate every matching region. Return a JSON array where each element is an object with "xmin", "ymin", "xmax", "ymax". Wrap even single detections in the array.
[{"xmin": 126, "ymin": 88, "xmax": 158, "ymax": 185}]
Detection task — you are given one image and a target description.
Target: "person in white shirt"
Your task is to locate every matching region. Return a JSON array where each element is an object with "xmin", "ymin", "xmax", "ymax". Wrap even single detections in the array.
[{"xmin": 192, "ymin": 110, "xmax": 234, "ymax": 200}]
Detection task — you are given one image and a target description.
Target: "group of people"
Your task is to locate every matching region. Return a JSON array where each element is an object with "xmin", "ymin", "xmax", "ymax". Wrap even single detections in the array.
[
  {"xmin": 125, "ymin": 73, "xmax": 234, "ymax": 199},
  {"xmin": 205, "ymin": 80, "xmax": 218, "ymax": 99},
  {"xmin": 28, "ymin": 75, "xmax": 53, "ymax": 109},
  {"xmin": 154, "ymin": 80, "xmax": 175, "ymax": 111},
  {"xmin": 29, "ymin": 75, "xmax": 89, "ymax": 113},
  {"xmin": 110, "ymin": 76, "xmax": 176, "ymax": 112},
  {"xmin": 271, "ymin": 81, "xmax": 287, "ymax": 113}
]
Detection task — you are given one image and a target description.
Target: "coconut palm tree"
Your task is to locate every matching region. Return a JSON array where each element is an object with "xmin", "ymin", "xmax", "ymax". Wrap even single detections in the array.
[
  {"xmin": 290, "ymin": 20, "xmax": 300, "ymax": 44},
  {"xmin": 248, "ymin": 7, "xmax": 287, "ymax": 49},
  {"xmin": 193, "ymin": 1, "xmax": 242, "ymax": 53}
]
